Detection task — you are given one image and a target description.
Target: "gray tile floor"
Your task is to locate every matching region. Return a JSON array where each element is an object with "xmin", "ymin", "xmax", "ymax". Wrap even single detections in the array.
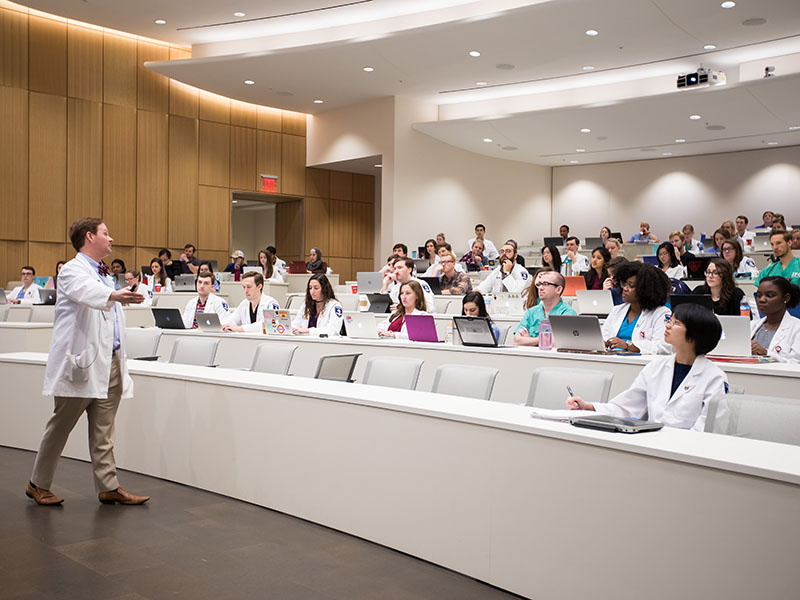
[{"xmin": 0, "ymin": 447, "xmax": 522, "ymax": 600}]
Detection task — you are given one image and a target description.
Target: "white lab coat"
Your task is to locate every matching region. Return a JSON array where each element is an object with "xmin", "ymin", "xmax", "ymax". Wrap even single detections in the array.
[
  {"xmin": 750, "ymin": 311, "xmax": 800, "ymax": 363},
  {"xmin": 423, "ymin": 260, "xmax": 464, "ymax": 277},
  {"xmin": 736, "ymin": 256, "xmax": 759, "ymax": 278},
  {"xmin": 735, "ymin": 230, "xmax": 755, "ymax": 252},
  {"xmin": 378, "ymin": 308, "xmax": 428, "ymax": 340},
  {"xmin": 42, "ymin": 253, "xmax": 133, "ymax": 399},
  {"xmin": 9, "ymin": 283, "xmax": 42, "ymax": 304},
  {"xmin": 663, "ymin": 265, "xmax": 686, "ymax": 279},
  {"xmin": 601, "ymin": 303, "xmax": 671, "ymax": 355},
  {"xmin": 465, "ymin": 237, "xmax": 499, "ymax": 260},
  {"xmin": 477, "ymin": 263, "xmax": 530, "ymax": 294},
  {"xmin": 560, "ymin": 253, "xmax": 590, "ymax": 276},
  {"xmin": 389, "ymin": 277, "xmax": 436, "ymax": 312},
  {"xmin": 132, "ymin": 285, "xmax": 154, "ymax": 306},
  {"xmin": 228, "ymin": 293, "xmax": 281, "ymax": 332},
  {"xmin": 291, "ymin": 299, "xmax": 345, "ymax": 337},
  {"xmin": 592, "ymin": 355, "xmax": 728, "ymax": 431},
  {"xmin": 143, "ymin": 275, "xmax": 173, "ymax": 293},
  {"xmin": 182, "ymin": 293, "xmax": 230, "ymax": 328}
]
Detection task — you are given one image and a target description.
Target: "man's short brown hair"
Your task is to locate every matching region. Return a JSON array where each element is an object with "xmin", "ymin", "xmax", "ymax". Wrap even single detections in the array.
[
  {"xmin": 196, "ymin": 271, "xmax": 216, "ymax": 285},
  {"xmin": 242, "ymin": 271, "xmax": 264, "ymax": 287},
  {"xmin": 69, "ymin": 218, "xmax": 103, "ymax": 252},
  {"xmin": 770, "ymin": 230, "xmax": 792, "ymax": 243}
]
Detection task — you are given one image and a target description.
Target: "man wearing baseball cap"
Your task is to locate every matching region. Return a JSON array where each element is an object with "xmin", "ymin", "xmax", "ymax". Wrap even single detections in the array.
[{"xmin": 224, "ymin": 250, "xmax": 246, "ymax": 282}]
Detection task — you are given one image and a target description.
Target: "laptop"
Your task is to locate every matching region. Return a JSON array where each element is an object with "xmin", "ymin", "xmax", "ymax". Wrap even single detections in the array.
[
  {"xmin": 543, "ymin": 236, "xmax": 564, "ymax": 248},
  {"xmin": 366, "ymin": 293, "xmax": 392, "ymax": 313},
  {"xmin": 263, "ymin": 309, "xmax": 292, "ymax": 335},
  {"xmin": 414, "ymin": 259, "xmax": 429, "ymax": 274},
  {"xmin": 419, "ymin": 276, "xmax": 442, "ymax": 295},
  {"xmin": 404, "ymin": 314, "xmax": 442, "ymax": 342},
  {"xmin": 575, "ymin": 290, "xmax": 614, "ymax": 317},
  {"xmin": 570, "ymin": 415, "xmax": 664, "ymax": 433},
  {"xmin": 640, "ymin": 255, "xmax": 659, "ymax": 266},
  {"xmin": 684, "ymin": 257, "xmax": 711, "ymax": 280},
  {"xmin": 152, "ymin": 307, "xmax": 186, "ymax": 329},
  {"xmin": 711, "ymin": 315, "xmax": 752, "ymax": 357},
  {"xmin": 453, "ymin": 316, "xmax": 498, "ymax": 347},
  {"xmin": 549, "ymin": 314, "xmax": 606, "ymax": 352},
  {"xmin": 173, "ymin": 274, "xmax": 196, "ymax": 291},
  {"xmin": 0, "ymin": 289, "xmax": 6, "ymax": 305},
  {"xmin": 584, "ymin": 237, "xmax": 604, "ymax": 249},
  {"xmin": 357, "ymin": 272, "xmax": 383, "ymax": 294},
  {"xmin": 288, "ymin": 261, "xmax": 308, "ymax": 274},
  {"xmin": 195, "ymin": 312, "xmax": 223, "ymax": 332},
  {"xmin": 140, "ymin": 266, "xmax": 153, "ymax": 276},
  {"xmin": 38, "ymin": 289, "xmax": 57, "ymax": 305},
  {"xmin": 752, "ymin": 232, "xmax": 772, "ymax": 250},
  {"xmin": 314, "ymin": 353, "xmax": 361, "ymax": 382},
  {"xmin": 562, "ymin": 276, "xmax": 587, "ymax": 296},
  {"xmin": 669, "ymin": 294, "xmax": 713, "ymax": 311},
  {"xmin": 610, "ymin": 232, "xmax": 623, "ymax": 242},
  {"xmin": 344, "ymin": 313, "xmax": 379, "ymax": 339}
]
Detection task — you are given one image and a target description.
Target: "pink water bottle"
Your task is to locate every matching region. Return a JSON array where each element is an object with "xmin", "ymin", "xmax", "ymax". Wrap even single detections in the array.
[{"xmin": 539, "ymin": 320, "xmax": 553, "ymax": 350}]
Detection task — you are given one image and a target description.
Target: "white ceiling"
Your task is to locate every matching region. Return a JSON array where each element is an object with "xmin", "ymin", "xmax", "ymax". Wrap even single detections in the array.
[{"xmin": 15, "ymin": 0, "xmax": 800, "ymax": 165}]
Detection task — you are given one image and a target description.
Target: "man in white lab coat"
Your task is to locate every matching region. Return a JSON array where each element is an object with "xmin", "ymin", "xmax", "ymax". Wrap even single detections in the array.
[
  {"xmin": 26, "ymin": 218, "xmax": 150, "ymax": 506},
  {"xmin": 8, "ymin": 265, "xmax": 42, "ymax": 304}
]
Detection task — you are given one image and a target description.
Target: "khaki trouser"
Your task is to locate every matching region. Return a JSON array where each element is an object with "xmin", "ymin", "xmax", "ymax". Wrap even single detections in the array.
[{"xmin": 31, "ymin": 353, "xmax": 122, "ymax": 493}]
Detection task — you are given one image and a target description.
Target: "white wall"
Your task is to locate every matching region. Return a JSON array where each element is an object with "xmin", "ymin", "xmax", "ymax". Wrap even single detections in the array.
[
  {"xmin": 552, "ymin": 146, "xmax": 800, "ymax": 242},
  {"xmin": 231, "ymin": 205, "xmax": 276, "ymax": 260}
]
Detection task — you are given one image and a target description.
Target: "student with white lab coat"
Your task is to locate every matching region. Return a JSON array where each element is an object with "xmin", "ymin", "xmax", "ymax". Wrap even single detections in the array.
[
  {"xmin": 123, "ymin": 270, "xmax": 154, "ymax": 306},
  {"xmin": 292, "ymin": 274, "xmax": 345, "ymax": 337},
  {"xmin": 143, "ymin": 258, "xmax": 173, "ymax": 293},
  {"xmin": 222, "ymin": 271, "xmax": 280, "ymax": 333},
  {"xmin": 28, "ymin": 218, "xmax": 149, "ymax": 506},
  {"xmin": 378, "ymin": 280, "xmax": 430, "ymax": 340},
  {"xmin": 569, "ymin": 303, "xmax": 729, "ymax": 431},
  {"xmin": 8, "ymin": 265, "xmax": 42, "ymax": 304},
  {"xmin": 181, "ymin": 272, "xmax": 230, "ymax": 329},
  {"xmin": 560, "ymin": 236, "xmax": 590, "ymax": 276},
  {"xmin": 750, "ymin": 276, "xmax": 800, "ymax": 363},
  {"xmin": 386, "ymin": 257, "xmax": 436, "ymax": 312},
  {"xmin": 601, "ymin": 262, "xmax": 672, "ymax": 355},
  {"xmin": 477, "ymin": 241, "xmax": 530, "ymax": 294}
]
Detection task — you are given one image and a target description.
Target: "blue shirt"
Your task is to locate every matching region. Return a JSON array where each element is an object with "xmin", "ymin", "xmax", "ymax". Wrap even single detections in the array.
[
  {"xmin": 81, "ymin": 253, "xmax": 120, "ymax": 351},
  {"xmin": 616, "ymin": 308, "xmax": 640, "ymax": 341},
  {"xmin": 515, "ymin": 299, "xmax": 576, "ymax": 337}
]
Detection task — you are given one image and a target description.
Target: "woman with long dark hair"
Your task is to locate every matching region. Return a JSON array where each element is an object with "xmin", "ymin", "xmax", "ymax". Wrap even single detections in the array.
[
  {"xmin": 292, "ymin": 274, "xmax": 344, "ymax": 336},
  {"xmin": 145, "ymin": 258, "xmax": 172, "ymax": 293},
  {"xmin": 691, "ymin": 258, "xmax": 744, "ymax": 316},
  {"xmin": 462, "ymin": 290, "xmax": 500, "ymax": 342},
  {"xmin": 656, "ymin": 241, "xmax": 685, "ymax": 279},
  {"xmin": 378, "ymin": 280, "xmax": 429, "ymax": 339},
  {"xmin": 540, "ymin": 244, "xmax": 562, "ymax": 275},
  {"xmin": 584, "ymin": 247, "xmax": 611, "ymax": 290}
]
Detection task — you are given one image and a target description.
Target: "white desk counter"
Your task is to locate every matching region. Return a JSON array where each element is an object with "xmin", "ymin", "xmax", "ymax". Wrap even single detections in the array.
[
  {"xmin": 0, "ymin": 323, "xmax": 52, "ymax": 352},
  {"xmin": 1, "ymin": 352, "xmax": 798, "ymax": 600}
]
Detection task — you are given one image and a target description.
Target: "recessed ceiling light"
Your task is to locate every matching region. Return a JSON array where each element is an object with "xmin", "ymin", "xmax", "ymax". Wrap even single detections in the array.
[
  {"xmin": 703, "ymin": 44, "xmax": 717, "ymax": 50},
  {"xmin": 580, "ymin": 128, "xmax": 591, "ymax": 133},
  {"xmin": 767, "ymin": 141, "xmax": 778, "ymax": 145},
  {"xmin": 313, "ymin": 99, "xmax": 323, "ymax": 104},
  {"xmin": 663, "ymin": 152, "xmax": 673, "ymax": 156},
  {"xmin": 244, "ymin": 79, "xmax": 255, "ymax": 85},
  {"xmin": 675, "ymin": 138, "xmax": 686, "ymax": 143},
  {"xmin": 476, "ymin": 81, "xmax": 487, "ymax": 86},
  {"xmin": 154, "ymin": 19, "xmax": 166, "ymax": 25},
  {"xmin": 483, "ymin": 138, "xmax": 493, "ymax": 143},
  {"xmin": 233, "ymin": 12, "xmax": 246, "ymax": 17},
  {"xmin": 362, "ymin": 66, "xmax": 374, "ymax": 72},
  {"xmin": 374, "ymin": 164, "xmax": 383, "ymax": 168},
  {"xmin": 789, "ymin": 125, "xmax": 800, "ymax": 130},
  {"xmin": 721, "ymin": 1, "xmax": 735, "ymax": 8},
  {"xmin": 570, "ymin": 160, "xmax": 580, "ymax": 164},
  {"xmin": 582, "ymin": 65, "xmax": 595, "ymax": 71},
  {"xmin": 576, "ymin": 148, "xmax": 585, "ymax": 152},
  {"xmin": 689, "ymin": 114, "xmax": 702, "ymax": 120},
  {"xmin": 468, "ymin": 50, "xmax": 481, "ymax": 57},
  {"xmin": 585, "ymin": 29, "xmax": 599, "ymax": 36}
]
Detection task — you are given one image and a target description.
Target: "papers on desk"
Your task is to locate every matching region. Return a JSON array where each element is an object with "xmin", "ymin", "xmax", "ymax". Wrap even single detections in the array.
[{"xmin": 530, "ymin": 408, "xmax": 595, "ymax": 422}]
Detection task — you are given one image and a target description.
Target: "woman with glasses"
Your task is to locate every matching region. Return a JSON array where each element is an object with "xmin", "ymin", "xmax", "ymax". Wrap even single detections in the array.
[
  {"xmin": 568, "ymin": 303, "xmax": 728, "ymax": 430},
  {"xmin": 656, "ymin": 241, "xmax": 686, "ymax": 279},
  {"xmin": 437, "ymin": 251, "xmax": 472, "ymax": 295},
  {"xmin": 751, "ymin": 276, "xmax": 800, "ymax": 363},
  {"xmin": 720, "ymin": 240, "xmax": 759, "ymax": 278},
  {"xmin": 601, "ymin": 262, "xmax": 671, "ymax": 354},
  {"xmin": 691, "ymin": 258, "xmax": 745, "ymax": 316},
  {"xmin": 513, "ymin": 270, "xmax": 576, "ymax": 346}
]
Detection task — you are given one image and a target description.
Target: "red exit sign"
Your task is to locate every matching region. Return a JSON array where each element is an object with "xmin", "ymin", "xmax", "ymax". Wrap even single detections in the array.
[{"xmin": 260, "ymin": 174, "xmax": 278, "ymax": 193}]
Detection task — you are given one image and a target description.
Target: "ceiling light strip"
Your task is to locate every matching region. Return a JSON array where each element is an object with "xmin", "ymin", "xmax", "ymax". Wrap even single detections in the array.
[{"xmin": 177, "ymin": 0, "xmax": 373, "ymax": 30}]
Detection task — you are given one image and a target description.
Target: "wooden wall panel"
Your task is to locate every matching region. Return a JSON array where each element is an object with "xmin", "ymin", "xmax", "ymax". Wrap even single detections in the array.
[
  {"xmin": 67, "ymin": 98, "xmax": 103, "ymax": 224},
  {"xmin": 29, "ymin": 15, "xmax": 66, "ymax": 95},
  {"xmin": 282, "ymin": 111, "xmax": 306, "ymax": 136},
  {"xmin": 136, "ymin": 110, "xmax": 168, "ymax": 247},
  {"xmin": 230, "ymin": 126, "xmax": 256, "ymax": 191},
  {"xmin": 67, "ymin": 24, "xmax": 102, "ymax": 102},
  {"xmin": 199, "ymin": 121, "xmax": 230, "ymax": 188},
  {"xmin": 325, "ymin": 257, "xmax": 352, "ymax": 282},
  {"xmin": 352, "ymin": 173, "xmax": 375, "ymax": 204},
  {"xmin": 169, "ymin": 79, "xmax": 198, "ymax": 119},
  {"xmin": 276, "ymin": 201, "xmax": 303, "ymax": 259},
  {"xmin": 231, "ymin": 100, "xmax": 257, "ymax": 128},
  {"xmin": 28, "ymin": 92, "xmax": 66, "ymax": 243},
  {"xmin": 28, "ymin": 241, "xmax": 67, "ymax": 276},
  {"xmin": 103, "ymin": 33, "xmax": 137, "ymax": 107},
  {"xmin": 257, "ymin": 106, "xmax": 281, "ymax": 132},
  {"xmin": 201, "ymin": 250, "xmax": 230, "ymax": 269},
  {"xmin": 199, "ymin": 90, "xmax": 230, "ymax": 123},
  {"xmin": 303, "ymin": 197, "xmax": 329, "ymax": 253},
  {"xmin": 328, "ymin": 200, "xmax": 353, "ymax": 257},
  {"xmin": 137, "ymin": 40, "xmax": 169, "ymax": 113},
  {"xmin": 281, "ymin": 134, "xmax": 306, "ymax": 196},
  {"xmin": 256, "ymin": 130, "xmax": 282, "ymax": 194},
  {"xmin": 351, "ymin": 202, "xmax": 374, "ymax": 259},
  {"xmin": 0, "ymin": 86, "xmax": 28, "ymax": 241},
  {"xmin": 0, "ymin": 240, "xmax": 28, "ymax": 289},
  {"xmin": 0, "ymin": 7, "xmax": 28, "ymax": 88},
  {"xmin": 168, "ymin": 116, "xmax": 199, "ymax": 248},
  {"xmin": 330, "ymin": 171, "xmax": 353, "ymax": 201},
  {"xmin": 305, "ymin": 167, "xmax": 330, "ymax": 199},
  {"xmin": 103, "ymin": 104, "xmax": 137, "ymax": 246},
  {"xmin": 198, "ymin": 186, "xmax": 230, "ymax": 252},
  {"xmin": 134, "ymin": 246, "xmax": 162, "ymax": 273},
  {"xmin": 352, "ymin": 258, "xmax": 375, "ymax": 276},
  {"xmin": 107, "ymin": 245, "xmax": 136, "ymax": 273}
]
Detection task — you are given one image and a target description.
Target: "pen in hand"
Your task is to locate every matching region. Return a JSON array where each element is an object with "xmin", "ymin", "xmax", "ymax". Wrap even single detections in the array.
[{"xmin": 566, "ymin": 385, "xmax": 575, "ymax": 409}]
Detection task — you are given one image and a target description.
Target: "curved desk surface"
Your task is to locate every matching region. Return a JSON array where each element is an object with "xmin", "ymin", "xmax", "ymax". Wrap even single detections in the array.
[{"xmin": 1, "ymin": 352, "xmax": 798, "ymax": 600}]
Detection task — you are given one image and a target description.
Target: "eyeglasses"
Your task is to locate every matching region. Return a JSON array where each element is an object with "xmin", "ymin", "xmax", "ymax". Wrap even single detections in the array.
[
  {"xmin": 664, "ymin": 317, "xmax": 684, "ymax": 327},
  {"xmin": 621, "ymin": 282, "xmax": 636, "ymax": 290},
  {"xmin": 20, "ymin": 272, "xmax": 34, "ymax": 276},
  {"xmin": 704, "ymin": 270, "xmax": 720, "ymax": 277},
  {"xmin": 440, "ymin": 259, "xmax": 454, "ymax": 264},
  {"xmin": 534, "ymin": 281, "xmax": 559, "ymax": 289},
  {"xmin": 721, "ymin": 246, "xmax": 735, "ymax": 253}
]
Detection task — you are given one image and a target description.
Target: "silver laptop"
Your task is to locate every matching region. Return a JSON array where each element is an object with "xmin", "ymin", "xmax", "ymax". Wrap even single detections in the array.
[
  {"xmin": 584, "ymin": 237, "xmax": 604, "ymax": 249},
  {"xmin": 575, "ymin": 290, "xmax": 615, "ymax": 317},
  {"xmin": 549, "ymin": 314, "xmax": 607, "ymax": 352},
  {"xmin": 344, "ymin": 313, "xmax": 379, "ymax": 339},
  {"xmin": 195, "ymin": 312, "xmax": 223, "ymax": 332},
  {"xmin": 752, "ymin": 233, "xmax": 772, "ymax": 250},
  {"xmin": 173, "ymin": 274, "xmax": 195, "ymax": 292},
  {"xmin": 263, "ymin": 309, "xmax": 292, "ymax": 335},
  {"xmin": 711, "ymin": 316, "xmax": 752, "ymax": 357},
  {"xmin": 357, "ymin": 272, "xmax": 383, "ymax": 294}
]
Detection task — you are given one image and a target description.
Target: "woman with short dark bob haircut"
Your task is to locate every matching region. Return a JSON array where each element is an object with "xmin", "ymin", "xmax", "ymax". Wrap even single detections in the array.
[
  {"xmin": 656, "ymin": 241, "xmax": 685, "ymax": 279},
  {"xmin": 569, "ymin": 303, "xmax": 728, "ymax": 430}
]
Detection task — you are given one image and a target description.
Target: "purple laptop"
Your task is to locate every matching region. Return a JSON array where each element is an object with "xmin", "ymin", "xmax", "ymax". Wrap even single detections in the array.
[{"xmin": 404, "ymin": 314, "xmax": 442, "ymax": 343}]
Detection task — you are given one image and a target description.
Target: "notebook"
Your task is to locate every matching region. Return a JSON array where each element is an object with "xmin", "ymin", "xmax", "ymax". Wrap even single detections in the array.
[
  {"xmin": 152, "ymin": 307, "xmax": 186, "ymax": 329},
  {"xmin": 38, "ymin": 289, "xmax": 57, "ymax": 305},
  {"xmin": 453, "ymin": 316, "xmax": 498, "ymax": 347},
  {"xmin": 173, "ymin": 274, "xmax": 196, "ymax": 291},
  {"xmin": 569, "ymin": 415, "xmax": 664, "ymax": 433},
  {"xmin": 404, "ymin": 314, "xmax": 442, "ymax": 342},
  {"xmin": 263, "ymin": 309, "xmax": 292, "ymax": 335},
  {"xmin": 344, "ymin": 313, "xmax": 379, "ymax": 339},
  {"xmin": 575, "ymin": 290, "xmax": 614, "ymax": 317},
  {"xmin": 549, "ymin": 314, "xmax": 606, "ymax": 352},
  {"xmin": 195, "ymin": 312, "xmax": 223, "ymax": 332},
  {"xmin": 419, "ymin": 276, "xmax": 442, "ymax": 295},
  {"xmin": 357, "ymin": 272, "xmax": 383, "ymax": 294}
]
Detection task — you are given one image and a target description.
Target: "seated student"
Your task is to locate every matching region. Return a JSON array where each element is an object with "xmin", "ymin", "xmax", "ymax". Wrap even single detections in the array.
[
  {"xmin": 477, "ymin": 242, "xmax": 530, "ymax": 294},
  {"xmin": 224, "ymin": 250, "xmax": 246, "ymax": 281},
  {"xmin": 53, "ymin": 261, "xmax": 66, "ymax": 289},
  {"xmin": 462, "ymin": 290, "xmax": 500, "ymax": 342},
  {"xmin": 514, "ymin": 270, "xmax": 576, "ymax": 346},
  {"xmin": 420, "ymin": 238, "xmax": 439, "ymax": 271},
  {"xmin": 392, "ymin": 243, "xmax": 408, "ymax": 257},
  {"xmin": 561, "ymin": 236, "xmax": 590, "ymax": 276},
  {"xmin": 751, "ymin": 276, "xmax": 800, "ymax": 363},
  {"xmin": 423, "ymin": 243, "xmax": 466, "ymax": 276},
  {"xmin": 386, "ymin": 257, "xmax": 435, "ymax": 312},
  {"xmin": 604, "ymin": 237, "xmax": 622, "ymax": 260},
  {"xmin": 377, "ymin": 281, "xmax": 429, "ymax": 339},
  {"xmin": 656, "ymin": 241, "xmax": 686, "ymax": 279},
  {"xmin": 197, "ymin": 261, "xmax": 220, "ymax": 292},
  {"xmin": 709, "ymin": 227, "xmax": 731, "ymax": 255},
  {"xmin": 158, "ymin": 248, "xmax": 182, "ymax": 280},
  {"xmin": 792, "ymin": 229, "xmax": 800, "ymax": 251},
  {"xmin": 438, "ymin": 251, "xmax": 472, "ymax": 295},
  {"xmin": 734, "ymin": 215, "xmax": 755, "ymax": 251},
  {"xmin": 522, "ymin": 266, "xmax": 552, "ymax": 310},
  {"xmin": 180, "ymin": 243, "xmax": 201, "ymax": 275},
  {"xmin": 306, "ymin": 247, "xmax": 328, "ymax": 274},
  {"xmin": 144, "ymin": 258, "xmax": 173, "ymax": 293},
  {"xmin": 292, "ymin": 274, "xmax": 345, "ymax": 337},
  {"xmin": 541, "ymin": 244, "xmax": 562, "ymax": 274},
  {"xmin": 691, "ymin": 258, "xmax": 745, "ymax": 316},
  {"xmin": 436, "ymin": 232, "xmax": 446, "ymax": 246},
  {"xmin": 123, "ymin": 270, "xmax": 153, "ymax": 306},
  {"xmin": 603, "ymin": 257, "xmax": 628, "ymax": 305},
  {"xmin": 681, "ymin": 224, "xmax": 704, "ymax": 253},
  {"xmin": 110, "ymin": 259, "xmax": 126, "ymax": 290},
  {"xmin": 559, "ymin": 224, "xmax": 570, "ymax": 243},
  {"xmin": 258, "ymin": 248, "xmax": 284, "ymax": 283},
  {"xmin": 755, "ymin": 231, "xmax": 800, "ymax": 287},
  {"xmin": 568, "ymin": 303, "xmax": 728, "ymax": 431},
  {"xmin": 181, "ymin": 272, "xmax": 230, "ymax": 329},
  {"xmin": 628, "ymin": 221, "xmax": 659, "ymax": 243},
  {"xmin": 8, "ymin": 266, "xmax": 43, "ymax": 304},
  {"xmin": 222, "ymin": 271, "xmax": 280, "ymax": 333},
  {"xmin": 460, "ymin": 238, "xmax": 489, "ymax": 272},
  {"xmin": 584, "ymin": 247, "xmax": 611, "ymax": 290},
  {"xmin": 599, "ymin": 226, "xmax": 612, "ymax": 243},
  {"xmin": 755, "ymin": 210, "xmax": 775, "ymax": 230},
  {"xmin": 601, "ymin": 262, "xmax": 671, "ymax": 354},
  {"xmin": 668, "ymin": 230, "xmax": 695, "ymax": 265},
  {"xmin": 507, "ymin": 239, "xmax": 526, "ymax": 267},
  {"xmin": 266, "ymin": 246, "xmax": 287, "ymax": 278},
  {"xmin": 720, "ymin": 239, "xmax": 758, "ymax": 278},
  {"xmin": 720, "ymin": 219, "xmax": 736, "ymax": 240},
  {"xmin": 464, "ymin": 223, "xmax": 499, "ymax": 261}
]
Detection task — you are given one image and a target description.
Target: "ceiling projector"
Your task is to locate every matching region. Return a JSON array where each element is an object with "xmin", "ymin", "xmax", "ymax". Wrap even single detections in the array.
[{"xmin": 677, "ymin": 67, "xmax": 726, "ymax": 89}]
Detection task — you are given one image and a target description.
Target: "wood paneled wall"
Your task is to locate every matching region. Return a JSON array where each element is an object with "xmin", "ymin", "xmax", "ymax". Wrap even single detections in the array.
[{"xmin": 0, "ymin": 4, "xmax": 373, "ymax": 286}]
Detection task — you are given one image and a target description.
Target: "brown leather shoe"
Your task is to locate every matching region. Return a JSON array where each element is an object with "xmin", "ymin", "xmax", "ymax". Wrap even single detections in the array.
[
  {"xmin": 26, "ymin": 482, "xmax": 64, "ymax": 505},
  {"xmin": 98, "ymin": 487, "xmax": 150, "ymax": 505}
]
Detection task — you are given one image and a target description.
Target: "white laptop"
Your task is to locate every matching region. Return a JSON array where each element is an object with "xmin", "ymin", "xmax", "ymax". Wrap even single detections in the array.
[
  {"xmin": 575, "ymin": 290, "xmax": 615, "ymax": 317},
  {"xmin": 263, "ymin": 309, "xmax": 293, "ymax": 335},
  {"xmin": 710, "ymin": 316, "xmax": 752, "ymax": 357},
  {"xmin": 173, "ymin": 274, "xmax": 195, "ymax": 292},
  {"xmin": 344, "ymin": 313, "xmax": 379, "ymax": 339},
  {"xmin": 196, "ymin": 312, "xmax": 223, "ymax": 332},
  {"xmin": 357, "ymin": 272, "xmax": 383, "ymax": 294},
  {"xmin": 584, "ymin": 237, "xmax": 604, "ymax": 249},
  {"xmin": 549, "ymin": 314, "xmax": 607, "ymax": 352}
]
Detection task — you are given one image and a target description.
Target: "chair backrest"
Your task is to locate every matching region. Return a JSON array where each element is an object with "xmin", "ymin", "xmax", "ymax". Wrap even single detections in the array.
[
  {"xmin": 250, "ymin": 341, "xmax": 297, "ymax": 375},
  {"xmin": 362, "ymin": 356, "xmax": 424, "ymax": 390},
  {"xmin": 6, "ymin": 306, "xmax": 31, "ymax": 322},
  {"xmin": 338, "ymin": 294, "xmax": 359, "ymax": 312},
  {"xmin": 125, "ymin": 328, "xmax": 162, "ymax": 359},
  {"xmin": 499, "ymin": 324, "xmax": 515, "ymax": 346},
  {"xmin": 445, "ymin": 301, "xmax": 462, "ymax": 315},
  {"xmin": 0, "ymin": 305, "xmax": 8, "ymax": 321},
  {"xmin": 526, "ymin": 367, "xmax": 613, "ymax": 409},
  {"xmin": 28, "ymin": 305, "xmax": 55, "ymax": 323},
  {"xmin": 705, "ymin": 393, "xmax": 800, "ymax": 445},
  {"xmin": 169, "ymin": 338, "xmax": 220, "ymax": 366},
  {"xmin": 431, "ymin": 364, "xmax": 499, "ymax": 401},
  {"xmin": 286, "ymin": 295, "xmax": 304, "ymax": 310},
  {"xmin": 433, "ymin": 297, "xmax": 451, "ymax": 313}
]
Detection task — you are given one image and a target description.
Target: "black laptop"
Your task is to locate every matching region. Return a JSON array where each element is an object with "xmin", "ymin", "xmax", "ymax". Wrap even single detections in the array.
[
  {"xmin": 366, "ymin": 293, "xmax": 392, "ymax": 313},
  {"xmin": 151, "ymin": 307, "xmax": 186, "ymax": 329},
  {"xmin": 419, "ymin": 276, "xmax": 442, "ymax": 295},
  {"xmin": 543, "ymin": 236, "xmax": 564, "ymax": 247},
  {"xmin": 684, "ymin": 257, "xmax": 711, "ymax": 281},
  {"xmin": 669, "ymin": 294, "xmax": 713, "ymax": 311},
  {"xmin": 453, "ymin": 316, "xmax": 498, "ymax": 347}
]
